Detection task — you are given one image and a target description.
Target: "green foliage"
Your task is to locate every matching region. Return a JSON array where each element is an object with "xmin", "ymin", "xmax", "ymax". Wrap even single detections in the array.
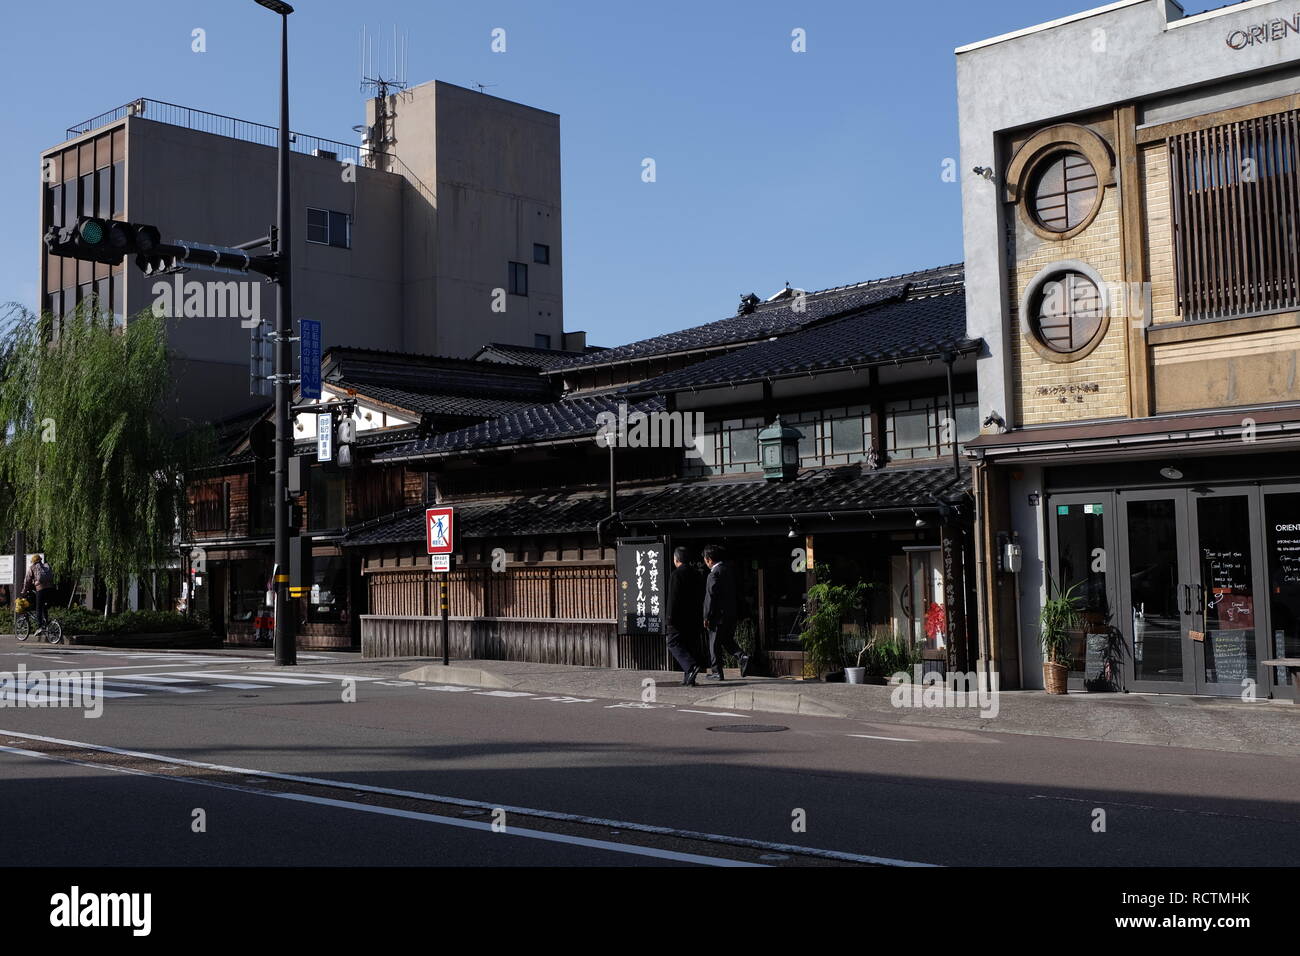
[
  {"xmin": 0, "ymin": 303, "xmax": 211, "ymax": 592},
  {"xmin": 0, "ymin": 606, "xmax": 201, "ymax": 636},
  {"xmin": 799, "ymin": 576, "xmax": 872, "ymax": 676},
  {"xmin": 1040, "ymin": 579, "xmax": 1082, "ymax": 666},
  {"xmin": 855, "ymin": 625, "xmax": 919, "ymax": 678}
]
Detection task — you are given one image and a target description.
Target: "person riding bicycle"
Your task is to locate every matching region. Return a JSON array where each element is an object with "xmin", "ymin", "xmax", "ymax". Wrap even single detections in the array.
[{"xmin": 21, "ymin": 553, "xmax": 54, "ymax": 634}]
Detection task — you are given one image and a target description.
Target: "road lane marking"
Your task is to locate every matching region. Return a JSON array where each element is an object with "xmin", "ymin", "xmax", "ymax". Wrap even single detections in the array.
[
  {"xmin": 680, "ymin": 710, "xmax": 749, "ymax": 717},
  {"xmin": 848, "ymin": 733, "xmax": 919, "ymax": 743},
  {"xmin": 0, "ymin": 744, "xmax": 759, "ymax": 868},
  {"xmin": 159, "ymin": 672, "xmax": 328, "ymax": 685},
  {"xmin": 215, "ymin": 683, "xmax": 275, "ymax": 690},
  {"xmin": 0, "ymin": 728, "xmax": 938, "ymax": 868},
  {"xmin": 474, "ymin": 690, "xmax": 534, "ymax": 698}
]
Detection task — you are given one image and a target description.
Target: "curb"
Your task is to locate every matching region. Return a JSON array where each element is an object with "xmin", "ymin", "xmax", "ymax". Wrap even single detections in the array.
[{"xmin": 400, "ymin": 663, "xmax": 853, "ymax": 719}]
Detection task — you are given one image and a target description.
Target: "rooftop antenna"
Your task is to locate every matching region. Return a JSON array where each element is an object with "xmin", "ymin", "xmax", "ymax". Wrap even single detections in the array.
[
  {"xmin": 359, "ymin": 25, "xmax": 409, "ymax": 166},
  {"xmin": 473, "ymin": 82, "xmax": 498, "ymax": 94}
]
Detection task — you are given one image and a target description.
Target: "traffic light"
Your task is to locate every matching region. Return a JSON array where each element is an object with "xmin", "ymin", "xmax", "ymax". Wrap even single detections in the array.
[{"xmin": 43, "ymin": 217, "xmax": 164, "ymax": 268}]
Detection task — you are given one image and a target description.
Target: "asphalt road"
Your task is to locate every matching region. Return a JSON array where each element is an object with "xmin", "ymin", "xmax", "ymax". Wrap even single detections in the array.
[{"xmin": 3, "ymin": 646, "xmax": 1299, "ymax": 867}]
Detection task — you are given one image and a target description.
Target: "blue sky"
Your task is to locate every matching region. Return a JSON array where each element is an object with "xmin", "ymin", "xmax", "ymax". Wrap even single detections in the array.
[{"xmin": 0, "ymin": 0, "xmax": 1225, "ymax": 348}]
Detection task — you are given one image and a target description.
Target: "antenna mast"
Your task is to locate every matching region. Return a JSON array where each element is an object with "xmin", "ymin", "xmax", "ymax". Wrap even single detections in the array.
[{"xmin": 358, "ymin": 25, "xmax": 409, "ymax": 167}]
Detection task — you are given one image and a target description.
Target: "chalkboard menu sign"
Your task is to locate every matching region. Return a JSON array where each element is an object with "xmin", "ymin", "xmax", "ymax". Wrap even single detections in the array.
[
  {"xmin": 616, "ymin": 537, "xmax": 666, "ymax": 636},
  {"xmin": 1208, "ymin": 628, "xmax": 1252, "ymax": 684},
  {"xmin": 1271, "ymin": 522, "xmax": 1300, "ymax": 586},
  {"xmin": 1084, "ymin": 633, "xmax": 1111, "ymax": 682}
]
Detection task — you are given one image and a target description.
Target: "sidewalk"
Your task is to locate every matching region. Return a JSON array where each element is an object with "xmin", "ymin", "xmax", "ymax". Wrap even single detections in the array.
[{"xmin": 350, "ymin": 656, "xmax": 1296, "ymax": 758}]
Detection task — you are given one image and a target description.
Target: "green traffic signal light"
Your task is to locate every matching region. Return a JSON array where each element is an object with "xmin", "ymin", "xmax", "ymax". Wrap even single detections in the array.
[{"xmin": 77, "ymin": 217, "xmax": 105, "ymax": 246}]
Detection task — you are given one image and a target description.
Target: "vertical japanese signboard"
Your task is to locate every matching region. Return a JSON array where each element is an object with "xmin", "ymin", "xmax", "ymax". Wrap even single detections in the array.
[
  {"xmin": 615, "ymin": 537, "xmax": 665, "ymax": 636},
  {"xmin": 300, "ymin": 318, "xmax": 322, "ymax": 400}
]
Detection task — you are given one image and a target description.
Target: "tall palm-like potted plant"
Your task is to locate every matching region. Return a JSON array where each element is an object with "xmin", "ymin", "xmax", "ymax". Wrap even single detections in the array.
[{"xmin": 1040, "ymin": 580, "xmax": 1082, "ymax": 695}]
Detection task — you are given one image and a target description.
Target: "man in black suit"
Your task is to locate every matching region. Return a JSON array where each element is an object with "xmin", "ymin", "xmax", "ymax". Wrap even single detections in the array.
[
  {"xmin": 665, "ymin": 547, "xmax": 703, "ymax": 686},
  {"xmin": 702, "ymin": 545, "xmax": 750, "ymax": 681}
]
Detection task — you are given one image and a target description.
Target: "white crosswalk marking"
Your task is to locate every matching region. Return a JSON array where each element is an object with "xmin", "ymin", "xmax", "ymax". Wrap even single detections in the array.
[
  {"xmin": 247, "ymin": 671, "xmax": 383, "ymax": 682},
  {"xmin": 111, "ymin": 675, "xmax": 195, "ymax": 683},
  {"xmin": 474, "ymin": 690, "xmax": 534, "ymax": 698},
  {"xmin": 216, "ymin": 683, "xmax": 274, "ymax": 690},
  {"xmin": 158, "ymin": 672, "xmax": 328, "ymax": 685},
  {"xmin": 99, "ymin": 680, "xmax": 206, "ymax": 694},
  {"xmin": 423, "ymin": 685, "xmax": 475, "ymax": 692}
]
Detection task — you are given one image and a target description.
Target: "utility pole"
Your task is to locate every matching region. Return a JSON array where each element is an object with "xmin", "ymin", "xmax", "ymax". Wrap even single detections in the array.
[{"xmin": 257, "ymin": 0, "xmax": 298, "ymax": 666}]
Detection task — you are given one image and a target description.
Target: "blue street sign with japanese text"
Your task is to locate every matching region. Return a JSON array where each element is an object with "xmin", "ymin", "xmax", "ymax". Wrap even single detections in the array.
[{"xmin": 300, "ymin": 318, "xmax": 321, "ymax": 400}]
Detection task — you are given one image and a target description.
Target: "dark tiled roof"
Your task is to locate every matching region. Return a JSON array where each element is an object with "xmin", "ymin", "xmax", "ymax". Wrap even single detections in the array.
[
  {"xmin": 621, "ymin": 464, "xmax": 970, "ymax": 524},
  {"xmin": 344, "ymin": 491, "xmax": 645, "ymax": 546},
  {"xmin": 375, "ymin": 394, "xmax": 666, "ymax": 461},
  {"xmin": 322, "ymin": 347, "xmax": 555, "ymax": 404},
  {"xmin": 473, "ymin": 342, "xmax": 593, "ymax": 371},
  {"xmin": 627, "ymin": 286, "xmax": 974, "ymax": 395},
  {"xmin": 333, "ymin": 381, "xmax": 541, "ymax": 419},
  {"xmin": 549, "ymin": 263, "xmax": 964, "ymax": 372}
]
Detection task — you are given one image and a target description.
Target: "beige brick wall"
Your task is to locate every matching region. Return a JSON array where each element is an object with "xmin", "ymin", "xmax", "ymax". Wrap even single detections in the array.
[
  {"xmin": 1144, "ymin": 145, "xmax": 1179, "ymax": 325},
  {"xmin": 1011, "ymin": 185, "xmax": 1130, "ymax": 425}
]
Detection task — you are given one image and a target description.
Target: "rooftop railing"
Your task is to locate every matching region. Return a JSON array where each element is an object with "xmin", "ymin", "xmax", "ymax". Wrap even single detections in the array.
[{"xmin": 65, "ymin": 97, "xmax": 436, "ymax": 205}]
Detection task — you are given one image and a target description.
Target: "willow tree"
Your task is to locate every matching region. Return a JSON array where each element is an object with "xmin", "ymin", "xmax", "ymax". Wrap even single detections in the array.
[{"xmin": 0, "ymin": 301, "xmax": 207, "ymax": 610}]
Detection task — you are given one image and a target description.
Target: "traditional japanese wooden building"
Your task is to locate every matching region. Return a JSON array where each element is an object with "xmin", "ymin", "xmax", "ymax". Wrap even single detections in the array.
[{"xmin": 348, "ymin": 264, "xmax": 985, "ymax": 674}]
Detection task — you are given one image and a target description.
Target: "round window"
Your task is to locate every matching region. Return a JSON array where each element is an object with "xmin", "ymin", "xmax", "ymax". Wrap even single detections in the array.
[
  {"xmin": 1031, "ymin": 271, "xmax": 1103, "ymax": 354},
  {"xmin": 1030, "ymin": 151, "xmax": 1100, "ymax": 233}
]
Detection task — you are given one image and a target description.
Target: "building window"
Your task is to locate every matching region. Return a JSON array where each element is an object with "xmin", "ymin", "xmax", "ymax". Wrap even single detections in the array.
[
  {"xmin": 533, "ymin": 243, "xmax": 550, "ymax": 264},
  {"xmin": 80, "ymin": 173, "xmax": 94, "ymax": 218},
  {"xmin": 48, "ymin": 183, "xmax": 64, "ymax": 230},
  {"xmin": 352, "ymin": 467, "xmax": 404, "ymax": 522},
  {"xmin": 230, "ymin": 559, "xmax": 270, "ymax": 623},
  {"xmin": 886, "ymin": 393, "xmax": 978, "ymax": 461},
  {"xmin": 509, "ymin": 261, "xmax": 528, "ymax": 296},
  {"xmin": 1020, "ymin": 260, "xmax": 1110, "ymax": 362},
  {"xmin": 95, "ymin": 166, "xmax": 112, "ymax": 219},
  {"xmin": 534, "ymin": 333, "xmax": 551, "ymax": 349},
  {"xmin": 1030, "ymin": 151, "xmax": 1099, "ymax": 233},
  {"xmin": 193, "ymin": 482, "xmax": 229, "ymax": 533},
  {"xmin": 1030, "ymin": 270, "xmax": 1104, "ymax": 354},
  {"xmin": 306, "ymin": 207, "xmax": 351, "ymax": 248},
  {"xmin": 112, "ymin": 161, "xmax": 124, "ymax": 217},
  {"xmin": 307, "ymin": 555, "xmax": 347, "ymax": 624},
  {"xmin": 1169, "ymin": 109, "xmax": 1300, "ymax": 321}
]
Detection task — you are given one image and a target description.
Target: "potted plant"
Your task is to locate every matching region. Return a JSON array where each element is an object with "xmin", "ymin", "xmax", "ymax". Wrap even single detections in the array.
[
  {"xmin": 798, "ymin": 575, "xmax": 871, "ymax": 680},
  {"xmin": 844, "ymin": 625, "xmax": 868, "ymax": 684},
  {"xmin": 1040, "ymin": 581, "xmax": 1082, "ymax": 695}
]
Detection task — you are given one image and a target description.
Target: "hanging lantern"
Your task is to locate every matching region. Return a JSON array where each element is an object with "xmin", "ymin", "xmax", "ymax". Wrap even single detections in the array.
[{"xmin": 758, "ymin": 416, "xmax": 803, "ymax": 481}]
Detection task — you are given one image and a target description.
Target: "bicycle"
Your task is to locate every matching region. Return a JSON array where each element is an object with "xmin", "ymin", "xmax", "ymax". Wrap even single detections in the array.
[{"xmin": 14, "ymin": 596, "xmax": 62, "ymax": 644}]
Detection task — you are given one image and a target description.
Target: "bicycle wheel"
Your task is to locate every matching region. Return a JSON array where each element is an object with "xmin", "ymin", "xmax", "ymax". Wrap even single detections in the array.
[
  {"xmin": 45, "ymin": 620, "xmax": 63, "ymax": 645},
  {"xmin": 15, "ymin": 614, "xmax": 30, "ymax": 641}
]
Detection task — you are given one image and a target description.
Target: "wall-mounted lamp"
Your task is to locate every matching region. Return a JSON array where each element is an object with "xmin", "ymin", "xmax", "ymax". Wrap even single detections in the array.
[
  {"xmin": 1027, "ymin": 492, "xmax": 1040, "ymax": 506},
  {"xmin": 1159, "ymin": 466, "xmax": 1184, "ymax": 481},
  {"xmin": 972, "ymin": 166, "xmax": 995, "ymax": 181}
]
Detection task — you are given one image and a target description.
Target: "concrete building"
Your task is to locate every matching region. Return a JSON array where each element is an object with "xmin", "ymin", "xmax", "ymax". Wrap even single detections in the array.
[
  {"xmin": 40, "ymin": 81, "xmax": 565, "ymax": 422},
  {"xmin": 957, "ymin": 0, "xmax": 1300, "ymax": 697}
]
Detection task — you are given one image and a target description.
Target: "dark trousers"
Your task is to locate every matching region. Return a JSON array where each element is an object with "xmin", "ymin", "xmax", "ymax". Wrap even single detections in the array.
[
  {"xmin": 665, "ymin": 627, "xmax": 700, "ymax": 673},
  {"xmin": 708, "ymin": 621, "xmax": 741, "ymax": 674},
  {"xmin": 34, "ymin": 589, "xmax": 49, "ymax": 628}
]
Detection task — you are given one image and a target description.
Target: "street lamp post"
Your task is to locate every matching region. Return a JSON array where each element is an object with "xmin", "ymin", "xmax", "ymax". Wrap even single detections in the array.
[{"xmin": 256, "ymin": 0, "xmax": 297, "ymax": 666}]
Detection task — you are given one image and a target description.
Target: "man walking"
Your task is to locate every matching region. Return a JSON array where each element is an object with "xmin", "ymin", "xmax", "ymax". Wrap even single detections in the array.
[
  {"xmin": 22, "ymin": 553, "xmax": 54, "ymax": 634},
  {"xmin": 702, "ymin": 545, "xmax": 750, "ymax": 681},
  {"xmin": 665, "ymin": 547, "xmax": 703, "ymax": 686}
]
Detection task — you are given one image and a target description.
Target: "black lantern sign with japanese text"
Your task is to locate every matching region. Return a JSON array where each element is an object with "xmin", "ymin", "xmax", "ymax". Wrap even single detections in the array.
[{"xmin": 615, "ymin": 537, "xmax": 666, "ymax": 636}]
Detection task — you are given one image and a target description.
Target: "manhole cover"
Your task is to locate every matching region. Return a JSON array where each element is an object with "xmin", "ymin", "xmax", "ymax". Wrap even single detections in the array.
[{"xmin": 707, "ymin": 724, "xmax": 788, "ymax": 733}]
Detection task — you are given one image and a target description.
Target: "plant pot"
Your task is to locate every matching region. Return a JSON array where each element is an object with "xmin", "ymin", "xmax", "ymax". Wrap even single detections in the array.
[
  {"xmin": 845, "ymin": 666, "xmax": 867, "ymax": 684},
  {"xmin": 1043, "ymin": 661, "xmax": 1070, "ymax": 695}
]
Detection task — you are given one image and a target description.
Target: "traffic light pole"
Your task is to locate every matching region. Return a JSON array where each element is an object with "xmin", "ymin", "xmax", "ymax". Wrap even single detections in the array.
[{"xmin": 271, "ymin": 5, "xmax": 296, "ymax": 667}]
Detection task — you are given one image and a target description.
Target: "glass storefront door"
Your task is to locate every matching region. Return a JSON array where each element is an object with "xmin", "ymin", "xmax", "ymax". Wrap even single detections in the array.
[
  {"xmin": 1188, "ymin": 490, "xmax": 1265, "ymax": 696},
  {"xmin": 1263, "ymin": 489, "xmax": 1300, "ymax": 701},
  {"xmin": 1053, "ymin": 484, "xmax": 1291, "ymax": 697},
  {"xmin": 1122, "ymin": 493, "xmax": 1192, "ymax": 690}
]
